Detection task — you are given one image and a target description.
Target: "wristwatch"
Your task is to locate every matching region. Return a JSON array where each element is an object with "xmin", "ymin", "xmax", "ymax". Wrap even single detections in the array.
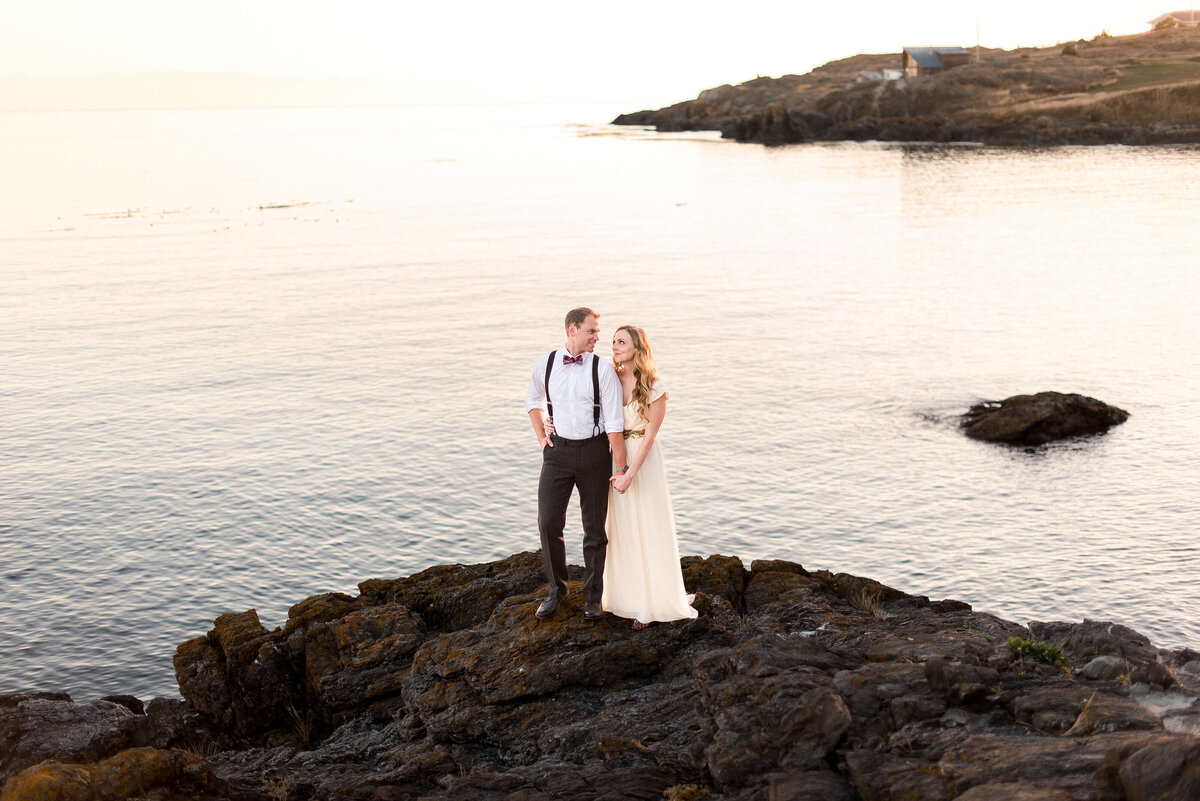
[{"xmin": 618, "ymin": 465, "xmax": 630, "ymax": 473}]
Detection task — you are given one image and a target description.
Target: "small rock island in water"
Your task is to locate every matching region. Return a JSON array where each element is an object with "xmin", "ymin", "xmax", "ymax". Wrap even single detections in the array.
[
  {"xmin": 615, "ymin": 28, "xmax": 1200, "ymax": 146},
  {"xmin": 962, "ymin": 391, "xmax": 1130, "ymax": 446},
  {"xmin": 3, "ymin": 552, "xmax": 1199, "ymax": 799}
]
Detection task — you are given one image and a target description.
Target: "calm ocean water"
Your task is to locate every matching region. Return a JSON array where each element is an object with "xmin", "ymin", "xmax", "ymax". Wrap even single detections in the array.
[{"xmin": 2, "ymin": 104, "xmax": 1199, "ymax": 701}]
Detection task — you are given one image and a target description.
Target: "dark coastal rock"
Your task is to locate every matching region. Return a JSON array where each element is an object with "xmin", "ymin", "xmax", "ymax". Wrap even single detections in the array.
[
  {"xmin": 681, "ymin": 553, "xmax": 749, "ymax": 610},
  {"xmin": 174, "ymin": 608, "xmax": 303, "ymax": 740},
  {"xmin": 1029, "ymin": 619, "xmax": 1176, "ymax": 688},
  {"xmin": 0, "ymin": 746, "xmax": 224, "ymax": 801},
  {"xmin": 693, "ymin": 634, "xmax": 852, "ymax": 789},
  {"xmin": 5, "ymin": 551, "xmax": 1198, "ymax": 800},
  {"xmin": 172, "ymin": 551, "xmax": 549, "ymax": 743},
  {"xmin": 1082, "ymin": 655, "xmax": 1134, "ymax": 681},
  {"xmin": 98, "ymin": 694, "xmax": 145, "ymax": 715},
  {"xmin": 1008, "ymin": 682, "xmax": 1161, "ymax": 735},
  {"xmin": 962, "ymin": 392, "xmax": 1129, "ymax": 445},
  {"xmin": 1095, "ymin": 735, "xmax": 1200, "ymax": 801},
  {"xmin": 925, "ymin": 657, "xmax": 1000, "ymax": 705},
  {"xmin": 0, "ymin": 696, "xmax": 142, "ymax": 783},
  {"xmin": 0, "ymin": 693, "xmax": 221, "ymax": 787},
  {"xmin": 357, "ymin": 550, "xmax": 549, "ymax": 631}
]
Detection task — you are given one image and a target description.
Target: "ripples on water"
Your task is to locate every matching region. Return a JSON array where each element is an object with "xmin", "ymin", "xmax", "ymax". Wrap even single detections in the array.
[{"xmin": 1, "ymin": 106, "xmax": 1198, "ymax": 699}]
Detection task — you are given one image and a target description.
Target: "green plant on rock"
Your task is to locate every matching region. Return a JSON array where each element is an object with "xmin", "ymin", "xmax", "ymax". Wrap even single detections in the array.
[{"xmin": 1007, "ymin": 636, "xmax": 1070, "ymax": 669}]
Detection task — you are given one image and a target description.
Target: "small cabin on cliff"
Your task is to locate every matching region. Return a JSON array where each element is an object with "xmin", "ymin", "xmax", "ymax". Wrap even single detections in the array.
[
  {"xmin": 901, "ymin": 46, "xmax": 971, "ymax": 78},
  {"xmin": 1149, "ymin": 10, "xmax": 1200, "ymax": 29}
]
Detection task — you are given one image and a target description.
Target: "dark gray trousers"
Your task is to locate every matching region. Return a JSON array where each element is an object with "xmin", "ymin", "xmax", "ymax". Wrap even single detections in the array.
[{"xmin": 537, "ymin": 433, "xmax": 610, "ymax": 603}]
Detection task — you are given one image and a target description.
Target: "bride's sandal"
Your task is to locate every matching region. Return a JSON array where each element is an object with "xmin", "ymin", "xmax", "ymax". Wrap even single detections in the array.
[{"xmin": 632, "ymin": 620, "xmax": 652, "ymax": 631}]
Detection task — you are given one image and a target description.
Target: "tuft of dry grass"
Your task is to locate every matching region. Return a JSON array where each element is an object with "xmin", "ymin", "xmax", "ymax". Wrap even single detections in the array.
[
  {"xmin": 1063, "ymin": 691, "xmax": 1098, "ymax": 736},
  {"xmin": 848, "ymin": 586, "xmax": 887, "ymax": 619},
  {"xmin": 178, "ymin": 735, "xmax": 221, "ymax": 759},
  {"xmin": 664, "ymin": 785, "xmax": 710, "ymax": 801},
  {"xmin": 286, "ymin": 703, "xmax": 312, "ymax": 750}
]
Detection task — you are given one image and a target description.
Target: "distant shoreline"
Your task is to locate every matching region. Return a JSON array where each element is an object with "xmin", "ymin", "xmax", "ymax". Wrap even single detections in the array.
[{"xmin": 615, "ymin": 28, "xmax": 1200, "ymax": 146}]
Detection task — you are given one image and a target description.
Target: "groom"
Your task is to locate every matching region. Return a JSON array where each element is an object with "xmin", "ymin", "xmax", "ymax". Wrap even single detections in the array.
[{"xmin": 526, "ymin": 307, "xmax": 628, "ymax": 620}]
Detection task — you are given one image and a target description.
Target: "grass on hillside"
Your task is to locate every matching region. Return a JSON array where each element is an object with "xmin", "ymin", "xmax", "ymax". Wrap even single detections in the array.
[{"xmin": 1091, "ymin": 58, "xmax": 1200, "ymax": 93}]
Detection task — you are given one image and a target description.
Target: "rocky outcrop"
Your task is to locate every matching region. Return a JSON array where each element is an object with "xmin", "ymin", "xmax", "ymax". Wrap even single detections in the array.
[
  {"xmin": 962, "ymin": 392, "xmax": 1129, "ymax": 445},
  {"xmin": 3, "ymin": 552, "xmax": 1197, "ymax": 800}
]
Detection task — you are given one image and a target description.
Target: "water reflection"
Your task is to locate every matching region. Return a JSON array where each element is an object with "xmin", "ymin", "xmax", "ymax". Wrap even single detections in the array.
[{"xmin": 1, "ymin": 108, "xmax": 1197, "ymax": 702}]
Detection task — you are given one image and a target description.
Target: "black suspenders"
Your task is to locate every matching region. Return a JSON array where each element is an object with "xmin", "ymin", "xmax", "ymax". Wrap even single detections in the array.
[
  {"xmin": 591, "ymin": 355, "xmax": 601, "ymax": 436},
  {"xmin": 544, "ymin": 350, "xmax": 602, "ymax": 437},
  {"xmin": 545, "ymin": 350, "xmax": 557, "ymax": 423}
]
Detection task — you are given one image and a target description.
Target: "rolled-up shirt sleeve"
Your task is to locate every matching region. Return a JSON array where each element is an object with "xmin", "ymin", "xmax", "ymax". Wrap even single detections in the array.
[
  {"xmin": 597, "ymin": 360, "xmax": 624, "ymax": 433},
  {"xmin": 525, "ymin": 353, "xmax": 548, "ymax": 414}
]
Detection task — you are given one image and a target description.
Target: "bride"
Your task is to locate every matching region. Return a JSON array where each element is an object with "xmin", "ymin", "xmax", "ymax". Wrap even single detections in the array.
[{"xmin": 547, "ymin": 324, "xmax": 696, "ymax": 629}]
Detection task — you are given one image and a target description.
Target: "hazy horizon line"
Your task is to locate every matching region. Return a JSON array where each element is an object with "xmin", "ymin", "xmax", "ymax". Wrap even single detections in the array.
[{"xmin": 0, "ymin": 71, "xmax": 672, "ymax": 112}]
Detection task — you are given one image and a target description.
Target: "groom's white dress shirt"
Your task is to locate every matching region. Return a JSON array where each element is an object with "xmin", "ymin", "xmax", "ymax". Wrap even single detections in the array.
[{"xmin": 525, "ymin": 350, "xmax": 623, "ymax": 441}]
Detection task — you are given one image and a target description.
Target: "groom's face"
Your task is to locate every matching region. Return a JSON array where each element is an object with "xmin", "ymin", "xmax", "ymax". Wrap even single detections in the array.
[{"xmin": 567, "ymin": 315, "xmax": 600, "ymax": 353}]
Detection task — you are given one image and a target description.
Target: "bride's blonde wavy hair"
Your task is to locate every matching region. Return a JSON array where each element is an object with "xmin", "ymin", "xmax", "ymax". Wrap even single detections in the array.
[{"xmin": 616, "ymin": 325, "xmax": 658, "ymax": 421}]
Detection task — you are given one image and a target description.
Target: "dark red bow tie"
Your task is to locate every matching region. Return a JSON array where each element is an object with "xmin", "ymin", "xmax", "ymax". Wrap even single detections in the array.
[{"xmin": 563, "ymin": 354, "xmax": 584, "ymax": 365}]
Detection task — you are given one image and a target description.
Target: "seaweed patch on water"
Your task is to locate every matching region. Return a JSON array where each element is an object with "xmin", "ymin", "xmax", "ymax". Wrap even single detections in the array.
[
  {"xmin": 83, "ymin": 208, "xmax": 144, "ymax": 219},
  {"xmin": 568, "ymin": 123, "xmax": 725, "ymax": 144},
  {"xmin": 257, "ymin": 201, "xmax": 316, "ymax": 210},
  {"xmin": 81, "ymin": 207, "xmax": 204, "ymax": 221}
]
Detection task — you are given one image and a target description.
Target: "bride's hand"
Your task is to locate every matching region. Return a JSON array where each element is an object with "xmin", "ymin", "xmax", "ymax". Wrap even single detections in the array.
[
  {"xmin": 610, "ymin": 473, "xmax": 631, "ymax": 494},
  {"xmin": 543, "ymin": 419, "xmax": 556, "ymax": 437}
]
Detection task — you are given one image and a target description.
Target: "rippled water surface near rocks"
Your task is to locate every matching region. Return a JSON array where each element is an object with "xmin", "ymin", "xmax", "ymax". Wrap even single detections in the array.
[{"xmin": 3, "ymin": 105, "xmax": 1199, "ymax": 700}]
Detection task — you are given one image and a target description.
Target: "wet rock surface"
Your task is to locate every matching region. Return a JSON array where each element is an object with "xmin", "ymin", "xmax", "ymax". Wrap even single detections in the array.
[
  {"xmin": 3, "ymin": 551, "xmax": 1197, "ymax": 800},
  {"xmin": 962, "ymin": 392, "xmax": 1129, "ymax": 445}
]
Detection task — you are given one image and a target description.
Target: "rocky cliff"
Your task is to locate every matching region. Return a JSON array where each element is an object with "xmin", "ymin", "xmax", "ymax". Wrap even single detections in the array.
[
  {"xmin": 615, "ymin": 28, "xmax": 1200, "ymax": 145},
  {"xmin": 3, "ymin": 551, "xmax": 1199, "ymax": 800}
]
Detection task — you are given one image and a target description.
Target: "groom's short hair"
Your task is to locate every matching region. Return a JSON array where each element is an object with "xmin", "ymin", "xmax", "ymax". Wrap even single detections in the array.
[{"xmin": 564, "ymin": 307, "xmax": 598, "ymax": 332}]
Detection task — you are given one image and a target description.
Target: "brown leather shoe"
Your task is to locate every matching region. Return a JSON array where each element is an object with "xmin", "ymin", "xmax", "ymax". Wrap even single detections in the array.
[
  {"xmin": 536, "ymin": 596, "xmax": 561, "ymax": 619},
  {"xmin": 582, "ymin": 601, "xmax": 603, "ymax": 620}
]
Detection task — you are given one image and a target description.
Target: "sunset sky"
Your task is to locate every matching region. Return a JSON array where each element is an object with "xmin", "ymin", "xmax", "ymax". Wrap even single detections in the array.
[{"xmin": 1, "ymin": 1, "xmax": 1191, "ymax": 107}]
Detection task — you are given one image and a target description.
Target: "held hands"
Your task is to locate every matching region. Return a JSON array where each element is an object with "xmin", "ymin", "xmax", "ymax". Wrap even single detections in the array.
[{"xmin": 541, "ymin": 418, "xmax": 630, "ymax": 494}]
